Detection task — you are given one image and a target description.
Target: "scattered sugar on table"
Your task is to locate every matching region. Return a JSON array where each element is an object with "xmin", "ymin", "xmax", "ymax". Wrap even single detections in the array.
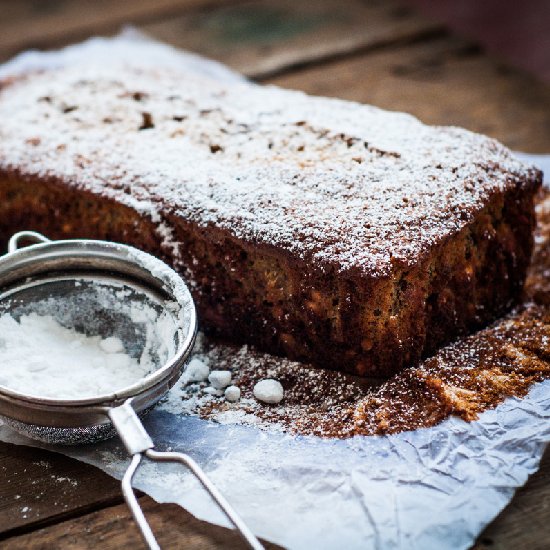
[{"xmin": 0, "ymin": 312, "xmax": 153, "ymax": 399}]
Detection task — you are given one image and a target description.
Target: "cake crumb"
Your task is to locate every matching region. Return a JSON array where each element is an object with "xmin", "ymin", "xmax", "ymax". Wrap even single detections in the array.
[
  {"xmin": 253, "ymin": 380, "xmax": 284, "ymax": 404},
  {"xmin": 225, "ymin": 385, "xmax": 241, "ymax": 402},
  {"xmin": 185, "ymin": 358, "xmax": 210, "ymax": 382},
  {"xmin": 209, "ymin": 370, "xmax": 232, "ymax": 389}
]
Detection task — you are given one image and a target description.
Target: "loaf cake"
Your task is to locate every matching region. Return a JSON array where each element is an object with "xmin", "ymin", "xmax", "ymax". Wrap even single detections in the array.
[
  {"xmin": 180, "ymin": 189, "xmax": 550, "ymax": 437},
  {"xmin": 0, "ymin": 54, "xmax": 541, "ymax": 377}
]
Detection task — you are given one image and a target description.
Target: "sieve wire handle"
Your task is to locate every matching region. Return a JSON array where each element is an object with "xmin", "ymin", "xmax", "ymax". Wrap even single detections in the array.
[
  {"xmin": 109, "ymin": 400, "xmax": 264, "ymax": 550},
  {"xmin": 8, "ymin": 231, "xmax": 51, "ymax": 253}
]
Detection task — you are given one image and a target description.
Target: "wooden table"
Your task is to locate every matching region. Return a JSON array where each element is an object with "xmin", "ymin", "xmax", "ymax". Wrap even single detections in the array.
[{"xmin": 0, "ymin": 1, "xmax": 549, "ymax": 548}]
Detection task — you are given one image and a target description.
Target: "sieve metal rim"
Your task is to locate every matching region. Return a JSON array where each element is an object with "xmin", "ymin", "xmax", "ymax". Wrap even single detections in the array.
[{"xmin": 0, "ymin": 238, "xmax": 197, "ymax": 414}]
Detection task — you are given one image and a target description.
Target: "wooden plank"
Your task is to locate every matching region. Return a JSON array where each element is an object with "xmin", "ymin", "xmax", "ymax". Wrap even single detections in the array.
[
  {"xmin": 0, "ymin": 0, "xmax": 234, "ymax": 62},
  {"xmin": 3, "ymin": 453, "xmax": 550, "ymax": 549},
  {"xmin": 268, "ymin": 35, "xmax": 550, "ymax": 153},
  {"xmin": 0, "ymin": 442, "xmax": 122, "ymax": 539},
  {"xmin": 141, "ymin": 0, "xmax": 442, "ymax": 79},
  {"xmin": 473, "ymin": 448, "xmax": 550, "ymax": 550},
  {"xmin": 2, "ymin": 495, "xmax": 280, "ymax": 549}
]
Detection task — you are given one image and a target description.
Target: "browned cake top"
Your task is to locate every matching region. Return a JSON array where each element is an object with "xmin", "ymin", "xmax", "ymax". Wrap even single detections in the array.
[{"xmin": 0, "ymin": 60, "xmax": 540, "ymax": 276}]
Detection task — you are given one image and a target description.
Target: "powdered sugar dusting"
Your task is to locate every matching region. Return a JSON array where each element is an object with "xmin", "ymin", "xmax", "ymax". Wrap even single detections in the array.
[{"xmin": 0, "ymin": 37, "xmax": 539, "ymax": 276}]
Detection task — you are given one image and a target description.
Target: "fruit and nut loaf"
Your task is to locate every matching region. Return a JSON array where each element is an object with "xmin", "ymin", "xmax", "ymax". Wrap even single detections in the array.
[{"xmin": 0, "ymin": 56, "xmax": 541, "ymax": 376}]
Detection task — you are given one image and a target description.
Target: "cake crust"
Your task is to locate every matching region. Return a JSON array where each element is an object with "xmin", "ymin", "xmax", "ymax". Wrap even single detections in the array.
[{"xmin": 0, "ymin": 60, "xmax": 541, "ymax": 376}]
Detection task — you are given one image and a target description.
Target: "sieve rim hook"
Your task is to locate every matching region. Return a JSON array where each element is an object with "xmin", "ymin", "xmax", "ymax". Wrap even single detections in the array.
[{"xmin": 8, "ymin": 231, "xmax": 51, "ymax": 254}]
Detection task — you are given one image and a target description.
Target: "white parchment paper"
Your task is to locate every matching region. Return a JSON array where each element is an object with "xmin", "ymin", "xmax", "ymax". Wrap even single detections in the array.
[
  {"xmin": 1, "ymin": 380, "xmax": 550, "ymax": 549},
  {"xmin": 0, "ymin": 34, "xmax": 549, "ymax": 550}
]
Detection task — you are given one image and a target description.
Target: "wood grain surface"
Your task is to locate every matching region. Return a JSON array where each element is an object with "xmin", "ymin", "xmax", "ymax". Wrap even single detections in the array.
[
  {"xmin": 0, "ymin": 443, "xmax": 122, "ymax": 539},
  {"xmin": 270, "ymin": 36, "xmax": 550, "ymax": 152},
  {"xmin": 0, "ymin": 0, "xmax": 549, "ymax": 548},
  {"xmin": 3, "ymin": 494, "xmax": 278, "ymax": 550},
  {"xmin": 0, "ymin": 0, "xmax": 233, "ymax": 61},
  {"xmin": 140, "ymin": 0, "xmax": 441, "ymax": 78}
]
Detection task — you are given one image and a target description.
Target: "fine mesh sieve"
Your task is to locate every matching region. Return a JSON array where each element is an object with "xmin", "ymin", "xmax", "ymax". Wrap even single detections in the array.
[{"xmin": 0, "ymin": 231, "xmax": 263, "ymax": 550}]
